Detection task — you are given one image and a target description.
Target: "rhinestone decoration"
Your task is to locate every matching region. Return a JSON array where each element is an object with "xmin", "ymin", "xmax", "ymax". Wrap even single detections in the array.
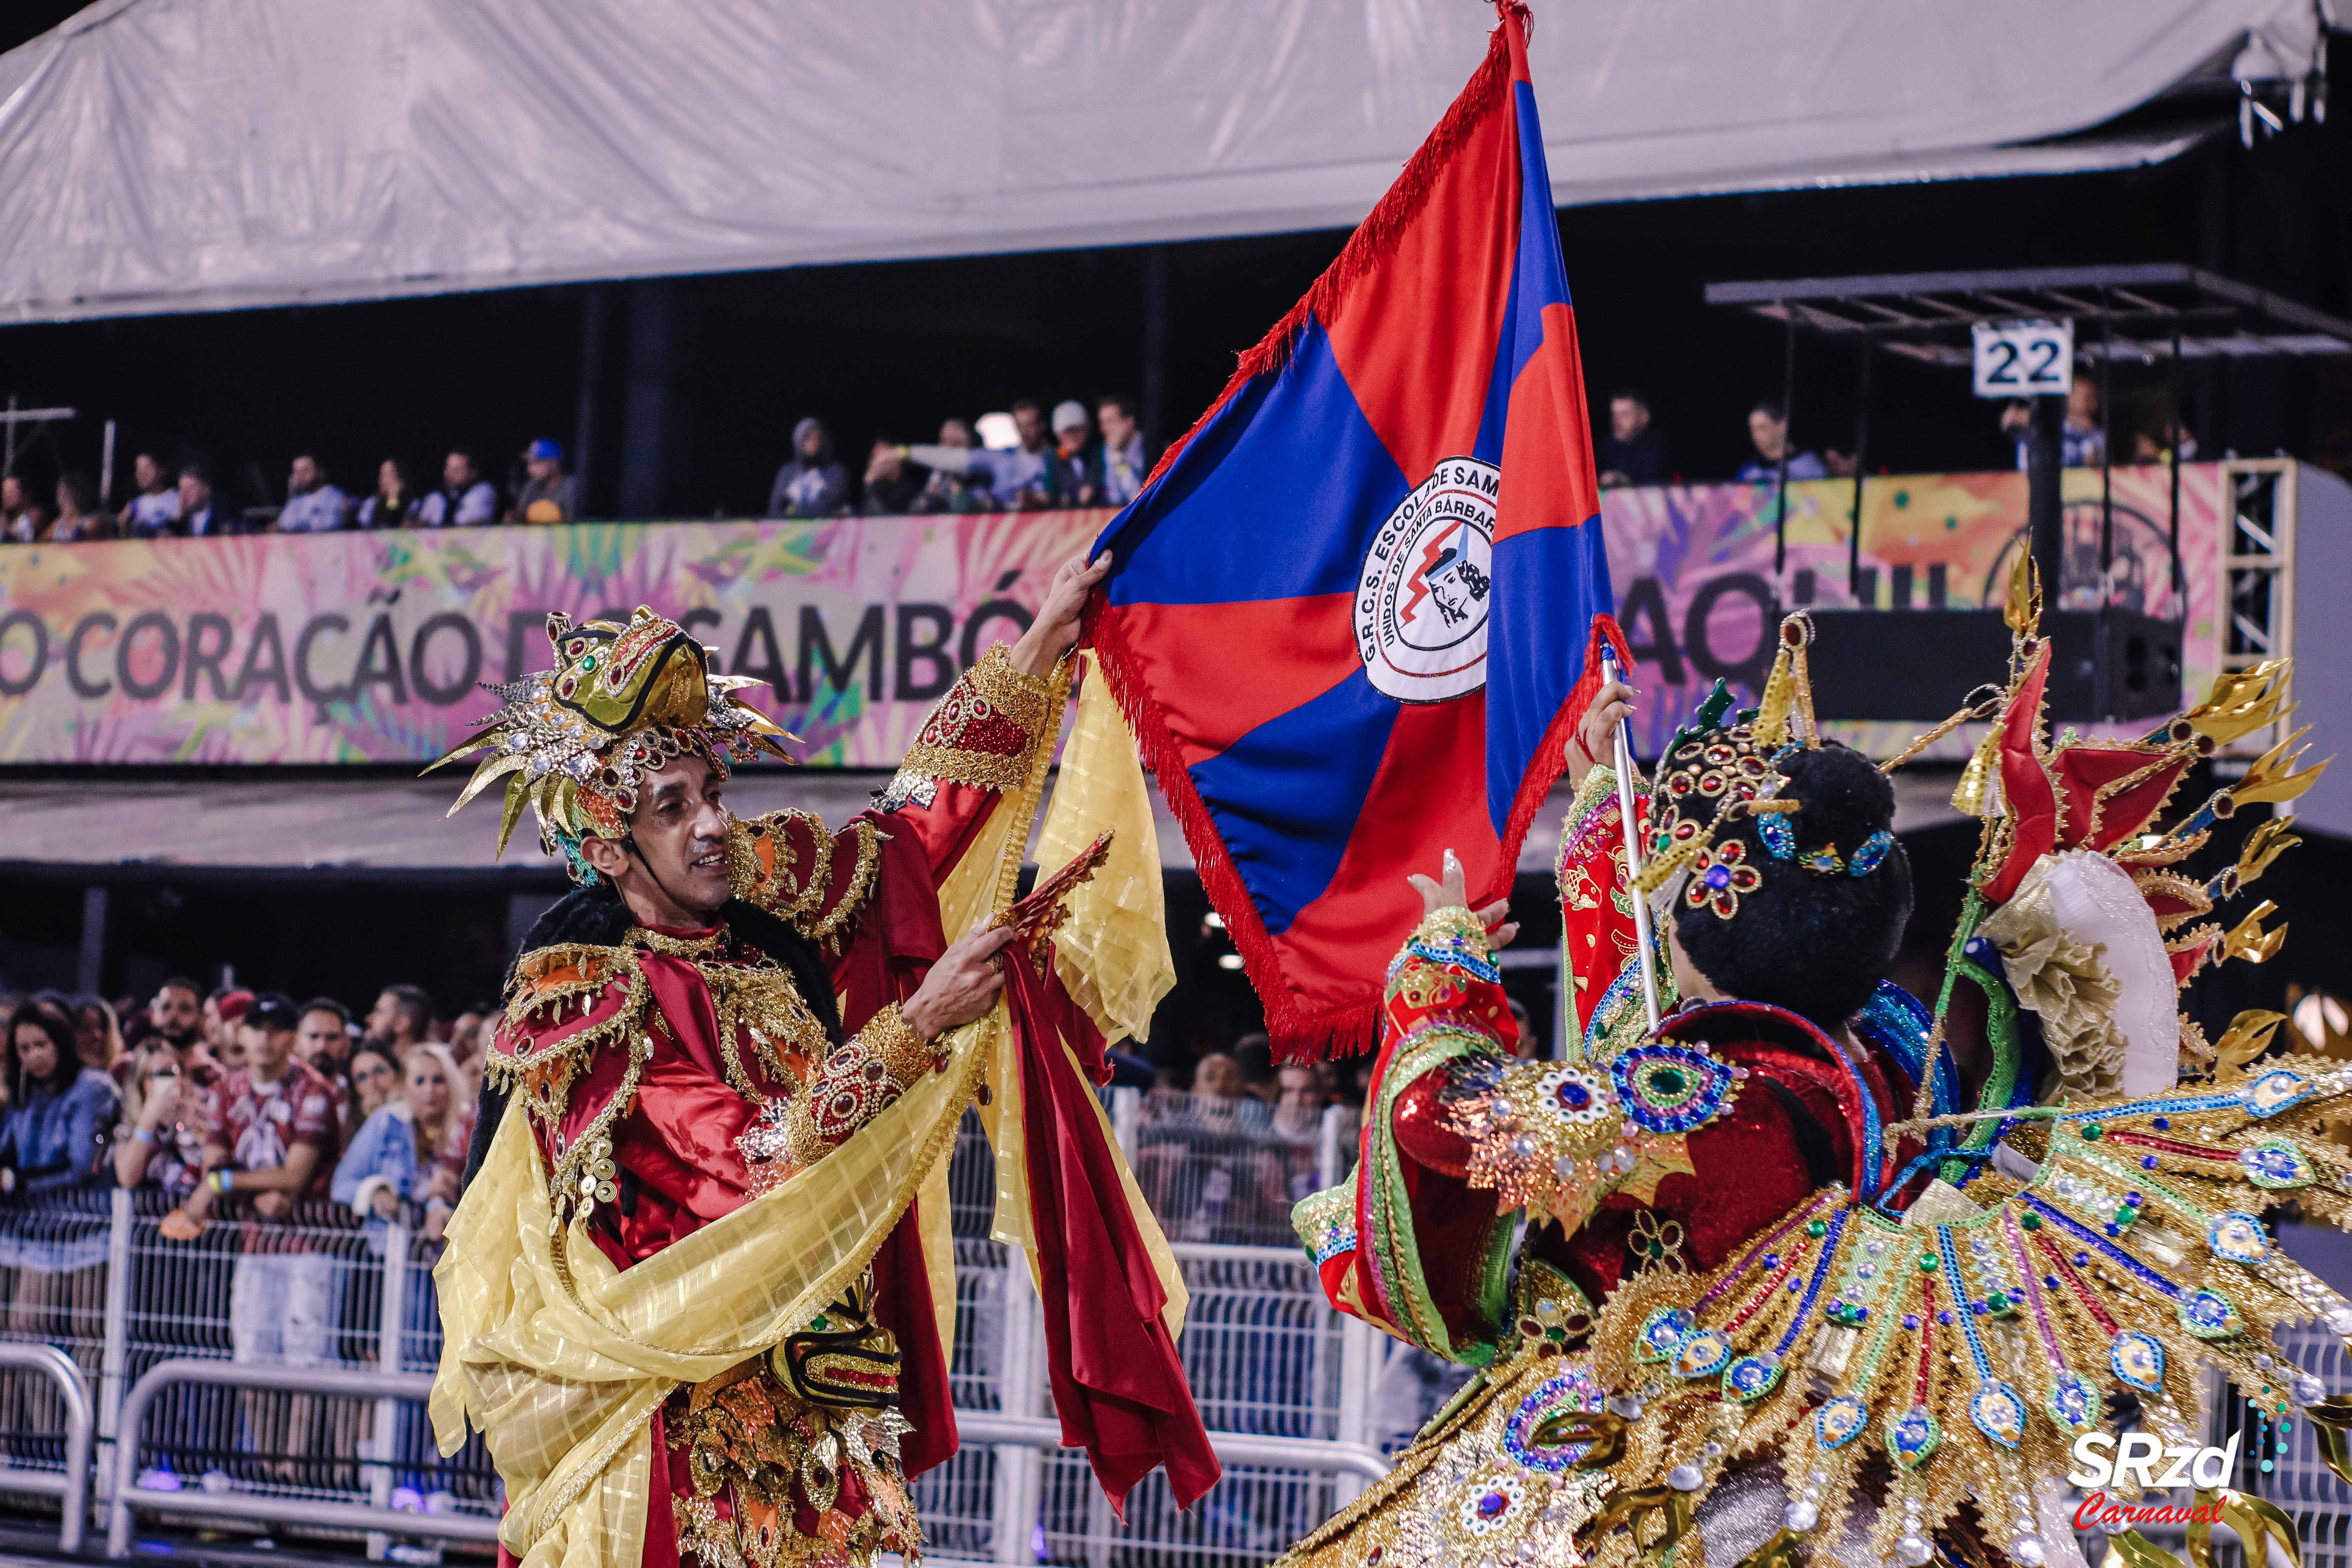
[
  {"xmin": 1671, "ymin": 1328, "xmax": 1734, "ymax": 1379},
  {"xmin": 2179, "ymin": 1290, "xmax": 2242, "ymax": 1339},
  {"xmin": 2207, "ymin": 1212, "xmax": 2272, "ymax": 1265},
  {"xmin": 1613, "ymin": 1044, "xmax": 1739, "ymax": 1135},
  {"xmin": 1501, "ymin": 1368, "xmax": 1608, "ymax": 1473},
  {"xmin": 2110, "ymin": 1331, "xmax": 2167, "ymax": 1393},
  {"xmin": 1968, "ymin": 1381, "xmax": 2028, "ymax": 1448},
  {"xmin": 1885, "ymin": 1406, "xmax": 1941, "ymax": 1469},
  {"xmin": 1814, "ymin": 1395, "xmax": 1869, "ymax": 1449},
  {"xmin": 2047, "ymin": 1371, "xmax": 2102, "ymax": 1432},
  {"xmin": 2245, "ymin": 1069, "xmax": 2316, "ymax": 1119},
  {"xmin": 2240, "ymin": 1142, "xmax": 2315, "ymax": 1189}
]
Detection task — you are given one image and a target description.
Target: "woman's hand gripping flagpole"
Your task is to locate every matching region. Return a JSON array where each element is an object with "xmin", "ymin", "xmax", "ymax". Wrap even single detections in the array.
[{"xmin": 1594, "ymin": 654, "xmax": 1662, "ymax": 1034}]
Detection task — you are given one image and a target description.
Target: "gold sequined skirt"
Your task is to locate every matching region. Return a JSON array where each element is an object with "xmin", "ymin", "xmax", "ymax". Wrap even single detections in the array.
[{"xmin": 1278, "ymin": 1268, "xmax": 1615, "ymax": 1568}]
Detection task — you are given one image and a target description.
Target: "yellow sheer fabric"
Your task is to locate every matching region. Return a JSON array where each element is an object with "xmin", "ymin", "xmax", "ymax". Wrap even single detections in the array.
[
  {"xmin": 430, "ymin": 1016, "xmax": 991, "ymax": 1568},
  {"xmin": 1037, "ymin": 650, "xmax": 1176, "ymax": 1047}
]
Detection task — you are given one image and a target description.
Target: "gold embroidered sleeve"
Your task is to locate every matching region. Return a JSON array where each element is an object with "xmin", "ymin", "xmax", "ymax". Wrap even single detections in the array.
[
  {"xmin": 875, "ymin": 646, "xmax": 1060, "ymax": 809},
  {"xmin": 736, "ymin": 1004, "xmax": 946, "ymax": 1190},
  {"xmin": 727, "ymin": 808, "xmax": 884, "ymax": 947}
]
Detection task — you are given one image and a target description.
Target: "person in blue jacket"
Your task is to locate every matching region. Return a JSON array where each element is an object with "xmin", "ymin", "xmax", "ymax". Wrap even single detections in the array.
[{"xmin": 0, "ymin": 1000, "xmax": 118, "ymax": 1445}]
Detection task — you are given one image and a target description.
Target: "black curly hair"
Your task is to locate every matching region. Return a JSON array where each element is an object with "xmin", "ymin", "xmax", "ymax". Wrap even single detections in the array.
[{"xmin": 1667, "ymin": 740, "xmax": 1912, "ymax": 1031}]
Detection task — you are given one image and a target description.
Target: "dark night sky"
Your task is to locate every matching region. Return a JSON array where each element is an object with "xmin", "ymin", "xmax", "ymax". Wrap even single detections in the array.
[{"xmin": 0, "ymin": 11, "xmax": 2347, "ymax": 521}]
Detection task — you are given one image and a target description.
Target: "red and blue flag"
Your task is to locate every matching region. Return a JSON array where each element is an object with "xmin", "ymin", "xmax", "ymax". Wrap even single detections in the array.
[{"xmin": 1086, "ymin": 4, "xmax": 1626, "ymax": 1051}]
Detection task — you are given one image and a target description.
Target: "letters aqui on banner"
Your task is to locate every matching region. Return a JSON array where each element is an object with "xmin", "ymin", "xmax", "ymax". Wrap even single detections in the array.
[{"xmin": 1085, "ymin": 2, "xmax": 1624, "ymax": 1053}]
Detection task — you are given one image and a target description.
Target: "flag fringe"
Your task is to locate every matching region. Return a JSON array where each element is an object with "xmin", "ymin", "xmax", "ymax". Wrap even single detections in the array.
[
  {"xmin": 1083, "ymin": 593, "xmax": 1383, "ymax": 1055},
  {"xmin": 1499, "ymin": 615, "xmax": 1632, "ymax": 875},
  {"xmin": 1131, "ymin": 9, "xmax": 1523, "ymax": 500}
]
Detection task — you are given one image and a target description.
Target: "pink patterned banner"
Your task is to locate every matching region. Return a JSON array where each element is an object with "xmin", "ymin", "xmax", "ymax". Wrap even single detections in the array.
[
  {"xmin": 1597, "ymin": 462, "xmax": 2227, "ymax": 759},
  {"xmin": 0, "ymin": 512, "xmax": 1105, "ymax": 766},
  {"xmin": 0, "ymin": 468, "xmax": 2228, "ymax": 767}
]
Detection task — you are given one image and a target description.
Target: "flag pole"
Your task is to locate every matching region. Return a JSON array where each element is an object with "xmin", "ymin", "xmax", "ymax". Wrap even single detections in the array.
[{"xmin": 1602, "ymin": 652, "xmax": 1662, "ymax": 1034}]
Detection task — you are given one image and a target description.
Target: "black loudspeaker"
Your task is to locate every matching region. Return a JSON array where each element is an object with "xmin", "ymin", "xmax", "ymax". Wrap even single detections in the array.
[{"xmin": 1806, "ymin": 610, "xmax": 2183, "ymax": 724}]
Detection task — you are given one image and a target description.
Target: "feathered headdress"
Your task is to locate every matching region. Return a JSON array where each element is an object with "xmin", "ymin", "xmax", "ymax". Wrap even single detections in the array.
[
  {"xmin": 427, "ymin": 607, "xmax": 793, "ymax": 876},
  {"xmin": 1933, "ymin": 555, "xmax": 2327, "ymax": 1098}
]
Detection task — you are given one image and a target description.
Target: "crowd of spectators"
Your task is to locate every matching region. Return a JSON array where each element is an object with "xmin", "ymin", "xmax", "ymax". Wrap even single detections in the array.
[
  {"xmin": 0, "ymin": 977, "xmax": 495, "ymax": 1512},
  {"xmin": 0, "ymin": 370, "xmax": 2196, "ymax": 545},
  {"xmin": 0, "ymin": 390, "xmax": 1156, "ymax": 543}
]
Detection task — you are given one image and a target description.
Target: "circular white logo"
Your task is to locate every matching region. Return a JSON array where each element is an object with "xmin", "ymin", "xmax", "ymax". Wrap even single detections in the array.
[{"xmin": 1354, "ymin": 457, "xmax": 1498, "ymax": 704}]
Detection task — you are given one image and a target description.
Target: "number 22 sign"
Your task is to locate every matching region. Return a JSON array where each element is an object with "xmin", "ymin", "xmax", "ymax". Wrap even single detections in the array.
[{"xmin": 1973, "ymin": 319, "xmax": 2074, "ymax": 398}]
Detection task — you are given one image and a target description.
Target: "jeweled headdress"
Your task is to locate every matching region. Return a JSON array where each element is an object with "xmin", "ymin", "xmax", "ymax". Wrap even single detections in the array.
[
  {"xmin": 1633, "ymin": 613, "xmax": 1895, "ymax": 921},
  {"xmin": 429, "ymin": 606, "xmax": 793, "ymax": 876}
]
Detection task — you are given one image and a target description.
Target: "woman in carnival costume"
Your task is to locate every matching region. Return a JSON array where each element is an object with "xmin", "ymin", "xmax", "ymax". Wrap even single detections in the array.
[
  {"xmin": 1285, "ymin": 580, "xmax": 2343, "ymax": 1568},
  {"xmin": 425, "ymin": 559, "xmax": 1215, "ymax": 1568}
]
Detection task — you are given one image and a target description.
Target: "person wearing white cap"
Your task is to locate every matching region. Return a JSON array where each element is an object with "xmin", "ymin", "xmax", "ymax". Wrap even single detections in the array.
[{"xmin": 1048, "ymin": 399, "xmax": 1101, "ymax": 507}]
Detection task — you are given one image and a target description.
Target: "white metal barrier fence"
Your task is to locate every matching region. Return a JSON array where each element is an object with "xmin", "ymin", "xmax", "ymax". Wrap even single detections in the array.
[{"xmin": 0, "ymin": 1092, "xmax": 1386, "ymax": 1563}]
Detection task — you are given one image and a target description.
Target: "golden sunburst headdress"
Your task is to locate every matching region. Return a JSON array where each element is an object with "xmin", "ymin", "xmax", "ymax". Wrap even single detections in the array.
[{"xmin": 428, "ymin": 606, "xmax": 793, "ymax": 879}]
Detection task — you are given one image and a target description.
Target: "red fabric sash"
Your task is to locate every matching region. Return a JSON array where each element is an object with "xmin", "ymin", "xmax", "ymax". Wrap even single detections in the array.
[{"xmin": 1001, "ymin": 953, "xmax": 1221, "ymax": 1513}]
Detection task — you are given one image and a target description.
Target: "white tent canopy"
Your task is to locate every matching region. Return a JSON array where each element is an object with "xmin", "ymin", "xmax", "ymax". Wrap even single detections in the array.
[{"xmin": 0, "ymin": 0, "xmax": 2322, "ymax": 324}]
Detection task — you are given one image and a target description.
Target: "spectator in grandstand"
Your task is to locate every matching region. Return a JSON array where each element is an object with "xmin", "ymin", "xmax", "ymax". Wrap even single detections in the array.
[
  {"xmin": 171, "ymin": 994, "xmax": 341, "ymax": 1355},
  {"xmin": 1050, "ymin": 399, "xmax": 1100, "ymax": 506},
  {"xmin": 299, "ymin": 998, "xmax": 353, "ymax": 1080},
  {"xmin": 365, "ymin": 984, "xmax": 434, "ymax": 1053},
  {"xmin": 1597, "ymin": 388, "xmax": 1669, "ymax": 486},
  {"xmin": 2131, "ymin": 421, "xmax": 2200, "ymax": 464},
  {"xmin": 768, "ymin": 417, "xmax": 850, "ymax": 517},
  {"xmin": 275, "ymin": 454, "xmax": 349, "ymax": 533},
  {"xmin": 206, "ymin": 987, "xmax": 252, "ymax": 1073},
  {"xmin": 416, "ymin": 449, "xmax": 500, "ymax": 528},
  {"xmin": 1274, "ymin": 1063, "xmax": 1333, "ymax": 1124},
  {"xmin": 49, "ymin": 471, "xmax": 115, "ymax": 541},
  {"xmin": 68, "ymin": 993, "xmax": 122, "ymax": 1074},
  {"xmin": 404, "ymin": 1045, "xmax": 469, "ymax": 1240},
  {"xmin": 358, "ymin": 457, "xmax": 421, "ymax": 530},
  {"xmin": 343, "ymin": 1040, "xmax": 402, "ymax": 1128},
  {"xmin": 112, "ymin": 1036, "xmax": 213, "ymax": 1196},
  {"xmin": 445, "ymin": 1005, "xmax": 489, "ymax": 1094},
  {"xmin": 860, "ymin": 441, "xmax": 926, "ymax": 515},
  {"xmin": 298, "ymin": 998, "xmax": 354, "ymax": 1130},
  {"xmin": 1, "ymin": 1000, "xmax": 118, "ymax": 1196},
  {"xmin": 2000, "ymin": 370, "xmax": 2107, "ymax": 470},
  {"xmin": 331, "ymin": 1051, "xmax": 421, "ymax": 1229},
  {"xmin": 899, "ymin": 397, "xmax": 1057, "ymax": 510},
  {"xmin": 176, "ymin": 461, "xmax": 238, "ymax": 536},
  {"xmin": 909, "ymin": 418, "xmax": 995, "ymax": 513},
  {"xmin": 120, "ymin": 451, "xmax": 180, "ymax": 537},
  {"xmin": 147, "ymin": 976, "xmax": 205, "ymax": 1053},
  {"xmin": 0, "ymin": 1001, "xmax": 117, "ymax": 1445},
  {"xmin": 0, "ymin": 473, "xmax": 50, "ymax": 543},
  {"xmin": 1096, "ymin": 393, "xmax": 1149, "ymax": 507},
  {"xmin": 1230, "ymin": 1032, "xmax": 1279, "ymax": 1109},
  {"xmin": 509, "ymin": 438, "xmax": 582, "ymax": 523},
  {"xmin": 1192, "ymin": 1051, "xmax": 1244, "ymax": 1103},
  {"xmin": 1735, "ymin": 400, "xmax": 1828, "ymax": 483}
]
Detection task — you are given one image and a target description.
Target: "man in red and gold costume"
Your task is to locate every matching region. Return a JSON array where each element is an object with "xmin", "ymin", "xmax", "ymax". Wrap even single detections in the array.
[{"xmin": 428, "ymin": 555, "xmax": 1216, "ymax": 1568}]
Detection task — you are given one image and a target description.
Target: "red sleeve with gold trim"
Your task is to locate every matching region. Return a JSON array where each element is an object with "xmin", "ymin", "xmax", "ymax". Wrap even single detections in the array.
[{"xmin": 1556, "ymin": 764, "xmax": 1650, "ymax": 1040}]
